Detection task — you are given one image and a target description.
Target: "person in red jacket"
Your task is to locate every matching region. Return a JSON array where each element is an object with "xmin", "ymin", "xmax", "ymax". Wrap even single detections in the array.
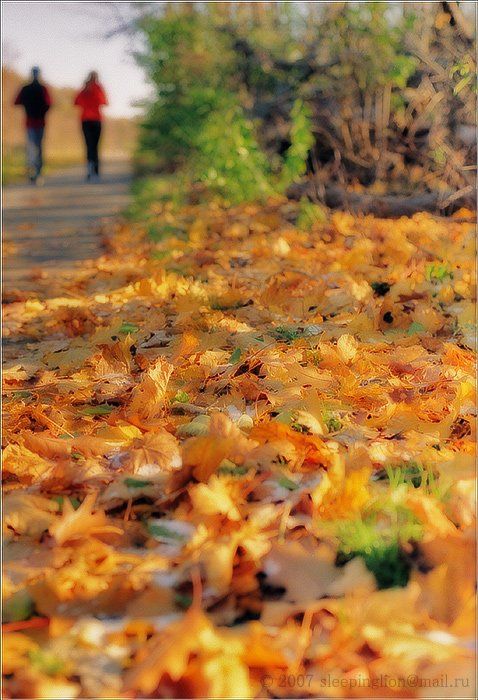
[
  {"xmin": 14, "ymin": 66, "xmax": 52, "ymax": 184},
  {"xmin": 74, "ymin": 71, "xmax": 108, "ymax": 181}
]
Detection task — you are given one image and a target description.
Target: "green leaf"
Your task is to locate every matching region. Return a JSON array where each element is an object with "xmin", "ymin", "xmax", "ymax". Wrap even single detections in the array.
[
  {"xmin": 11, "ymin": 390, "xmax": 32, "ymax": 400},
  {"xmin": 407, "ymin": 321, "xmax": 426, "ymax": 335},
  {"xmin": 147, "ymin": 522, "xmax": 187, "ymax": 541},
  {"xmin": 325, "ymin": 416, "xmax": 342, "ymax": 433},
  {"xmin": 51, "ymin": 495, "xmax": 64, "ymax": 510},
  {"xmin": 151, "ymin": 249, "xmax": 170, "ymax": 260},
  {"xmin": 218, "ymin": 459, "xmax": 249, "ymax": 476},
  {"xmin": 29, "ymin": 649, "xmax": 65, "ymax": 677},
  {"xmin": 177, "ymin": 414, "xmax": 210, "ymax": 437},
  {"xmin": 274, "ymin": 410, "xmax": 294, "ymax": 426},
  {"xmin": 3, "ymin": 590, "xmax": 35, "ymax": 623},
  {"xmin": 453, "ymin": 74, "xmax": 473, "ymax": 95},
  {"xmin": 166, "ymin": 265, "xmax": 188, "ymax": 275},
  {"xmin": 277, "ymin": 474, "xmax": 299, "ymax": 491},
  {"xmin": 229, "ymin": 347, "xmax": 242, "ymax": 363},
  {"xmin": 296, "ymin": 197, "xmax": 327, "ymax": 230},
  {"xmin": 80, "ymin": 404, "xmax": 115, "ymax": 416},
  {"xmin": 125, "ymin": 477, "xmax": 153, "ymax": 489},
  {"xmin": 272, "ymin": 326, "xmax": 301, "ymax": 343},
  {"xmin": 51, "ymin": 496, "xmax": 81, "ymax": 511},
  {"xmin": 148, "ymin": 223, "xmax": 184, "ymax": 241},
  {"xmin": 174, "ymin": 592, "xmax": 193, "ymax": 609},
  {"xmin": 118, "ymin": 322, "xmax": 139, "ymax": 334},
  {"xmin": 172, "ymin": 390, "xmax": 190, "ymax": 403},
  {"xmin": 290, "ymin": 421, "xmax": 309, "ymax": 433},
  {"xmin": 425, "ymin": 263, "xmax": 452, "ymax": 282}
]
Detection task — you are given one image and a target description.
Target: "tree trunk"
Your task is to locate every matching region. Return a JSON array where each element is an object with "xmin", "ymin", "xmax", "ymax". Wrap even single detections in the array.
[{"xmin": 287, "ymin": 181, "xmax": 475, "ymax": 218}]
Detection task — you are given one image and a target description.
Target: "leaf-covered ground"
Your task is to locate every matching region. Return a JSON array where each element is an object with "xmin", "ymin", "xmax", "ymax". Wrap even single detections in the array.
[{"xmin": 2, "ymin": 195, "xmax": 476, "ymax": 698}]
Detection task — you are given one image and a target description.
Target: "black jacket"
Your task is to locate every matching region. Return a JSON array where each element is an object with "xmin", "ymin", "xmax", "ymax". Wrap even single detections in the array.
[{"xmin": 15, "ymin": 80, "xmax": 51, "ymax": 120}]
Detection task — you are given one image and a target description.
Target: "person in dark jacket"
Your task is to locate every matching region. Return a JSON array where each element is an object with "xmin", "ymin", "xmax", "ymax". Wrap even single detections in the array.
[
  {"xmin": 14, "ymin": 66, "xmax": 52, "ymax": 184},
  {"xmin": 74, "ymin": 71, "xmax": 108, "ymax": 181}
]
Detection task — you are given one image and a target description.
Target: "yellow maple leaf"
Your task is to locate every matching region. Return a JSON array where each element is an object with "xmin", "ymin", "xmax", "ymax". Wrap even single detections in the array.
[
  {"xmin": 3, "ymin": 492, "xmax": 59, "ymax": 540},
  {"xmin": 49, "ymin": 493, "xmax": 123, "ymax": 545},
  {"xmin": 189, "ymin": 475, "xmax": 242, "ymax": 521},
  {"xmin": 127, "ymin": 356, "xmax": 173, "ymax": 421},
  {"xmin": 2, "ymin": 443, "xmax": 53, "ymax": 484},
  {"xmin": 311, "ymin": 458, "xmax": 371, "ymax": 519},
  {"xmin": 127, "ymin": 429, "xmax": 182, "ymax": 473}
]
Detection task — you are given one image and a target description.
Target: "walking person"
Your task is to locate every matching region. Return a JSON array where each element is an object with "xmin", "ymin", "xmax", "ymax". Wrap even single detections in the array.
[
  {"xmin": 14, "ymin": 66, "xmax": 52, "ymax": 184},
  {"xmin": 74, "ymin": 71, "xmax": 108, "ymax": 181}
]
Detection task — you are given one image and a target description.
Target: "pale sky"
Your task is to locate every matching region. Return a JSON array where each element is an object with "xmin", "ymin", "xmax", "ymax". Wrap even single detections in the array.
[
  {"xmin": 2, "ymin": 1, "xmax": 151, "ymax": 117},
  {"xmin": 4, "ymin": 0, "xmax": 475, "ymax": 118}
]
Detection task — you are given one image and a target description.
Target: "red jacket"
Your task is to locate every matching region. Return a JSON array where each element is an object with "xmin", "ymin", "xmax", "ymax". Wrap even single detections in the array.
[
  {"xmin": 74, "ymin": 83, "xmax": 108, "ymax": 121},
  {"xmin": 14, "ymin": 81, "xmax": 52, "ymax": 128}
]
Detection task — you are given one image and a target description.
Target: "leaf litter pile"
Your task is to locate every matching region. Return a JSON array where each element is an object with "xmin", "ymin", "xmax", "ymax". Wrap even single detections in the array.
[{"xmin": 2, "ymin": 197, "xmax": 476, "ymax": 699}]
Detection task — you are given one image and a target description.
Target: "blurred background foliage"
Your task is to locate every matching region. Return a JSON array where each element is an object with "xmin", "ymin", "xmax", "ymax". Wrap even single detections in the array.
[{"xmin": 112, "ymin": 1, "xmax": 475, "ymax": 204}]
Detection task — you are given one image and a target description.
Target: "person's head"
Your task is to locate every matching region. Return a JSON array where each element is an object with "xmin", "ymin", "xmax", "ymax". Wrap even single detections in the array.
[
  {"xmin": 31, "ymin": 66, "xmax": 40, "ymax": 81},
  {"xmin": 85, "ymin": 71, "xmax": 99, "ymax": 88}
]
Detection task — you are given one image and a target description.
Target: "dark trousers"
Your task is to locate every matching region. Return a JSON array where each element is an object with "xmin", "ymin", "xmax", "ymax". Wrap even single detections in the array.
[
  {"xmin": 81, "ymin": 120, "xmax": 102, "ymax": 175},
  {"xmin": 26, "ymin": 127, "xmax": 44, "ymax": 178}
]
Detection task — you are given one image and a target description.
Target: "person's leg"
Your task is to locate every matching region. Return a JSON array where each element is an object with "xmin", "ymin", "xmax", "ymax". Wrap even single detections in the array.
[
  {"xmin": 92, "ymin": 121, "xmax": 102, "ymax": 176},
  {"xmin": 82, "ymin": 122, "xmax": 94, "ymax": 180},
  {"xmin": 26, "ymin": 128, "xmax": 37, "ymax": 181},
  {"xmin": 34, "ymin": 127, "xmax": 44, "ymax": 178}
]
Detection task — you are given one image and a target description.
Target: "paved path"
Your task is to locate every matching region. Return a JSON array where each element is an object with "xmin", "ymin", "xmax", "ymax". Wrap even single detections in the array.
[{"xmin": 2, "ymin": 160, "xmax": 131, "ymax": 292}]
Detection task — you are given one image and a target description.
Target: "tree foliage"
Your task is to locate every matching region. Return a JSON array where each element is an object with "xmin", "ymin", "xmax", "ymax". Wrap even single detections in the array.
[{"xmin": 134, "ymin": 1, "xmax": 475, "ymax": 199}]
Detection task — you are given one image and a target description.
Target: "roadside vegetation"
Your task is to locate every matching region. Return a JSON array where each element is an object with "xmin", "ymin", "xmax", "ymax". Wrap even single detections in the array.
[{"xmin": 130, "ymin": 1, "xmax": 475, "ymax": 210}]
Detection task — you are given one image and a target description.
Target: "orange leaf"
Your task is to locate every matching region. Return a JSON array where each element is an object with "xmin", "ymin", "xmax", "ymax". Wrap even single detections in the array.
[
  {"xmin": 182, "ymin": 435, "xmax": 234, "ymax": 482},
  {"xmin": 250, "ymin": 421, "xmax": 331, "ymax": 469}
]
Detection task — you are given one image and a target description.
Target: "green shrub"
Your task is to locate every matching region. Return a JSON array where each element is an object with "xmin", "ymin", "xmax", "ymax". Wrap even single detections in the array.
[
  {"xmin": 297, "ymin": 197, "xmax": 327, "ymax": 230},
  {"xmin": 193, "ymin": 101, "xmax": 272, "ymax": 204},
  {"xmin": 137, "ymin": 13, "xmax": 236, "ymax": 169},
  {"xmin": 134, "ymin": 12, "xmax": 315, "ymax": 205},
  {"xmin": 279, "ymin": 99, "xmax": 315, "ymax": 191}
]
